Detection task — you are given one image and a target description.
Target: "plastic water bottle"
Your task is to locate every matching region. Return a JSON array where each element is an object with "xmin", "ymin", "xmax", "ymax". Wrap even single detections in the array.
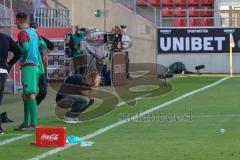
[{"xmin": 220, "ymin": 128, "xmax": 225, "ymax": 134}]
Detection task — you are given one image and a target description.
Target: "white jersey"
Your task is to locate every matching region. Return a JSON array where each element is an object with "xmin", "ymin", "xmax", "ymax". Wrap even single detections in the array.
[
  {"xmin": 122, "ymin": 34, "xmax": 132, "ymax": 51},
  {"xmin": 122, "ymin": 34, "xmax": 131, "ymax": 42}
]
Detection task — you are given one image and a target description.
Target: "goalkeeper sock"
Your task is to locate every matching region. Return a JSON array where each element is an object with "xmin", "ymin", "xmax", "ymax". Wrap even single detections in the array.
[
  {"xmin": 23, "ymin": 100, "xmax": 30, "ymax": 125},
  {"xmin": 27, "ymin": 99, "xmax": 38, "ymax": 127}
]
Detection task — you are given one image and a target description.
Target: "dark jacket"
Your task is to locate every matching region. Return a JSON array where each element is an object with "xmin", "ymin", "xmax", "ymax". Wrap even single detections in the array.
[
  {"xmin": 0, "ymin": 33, "xmax": 22, "ymax": 71},
  {"xmin": 56, "ymin": 75, "xmax": 90, "ymax": 102}
]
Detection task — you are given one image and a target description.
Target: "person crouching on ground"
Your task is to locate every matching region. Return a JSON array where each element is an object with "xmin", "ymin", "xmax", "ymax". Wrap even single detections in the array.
[{"xmin": 56, "ymin": 72, "xmax": 100, "ymax": 123}]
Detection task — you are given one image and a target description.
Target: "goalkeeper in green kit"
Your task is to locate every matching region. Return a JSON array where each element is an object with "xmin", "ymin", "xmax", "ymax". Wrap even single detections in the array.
[{"xmin": 15, "ymin": 13, "xmax": 46, "ymax": 131}]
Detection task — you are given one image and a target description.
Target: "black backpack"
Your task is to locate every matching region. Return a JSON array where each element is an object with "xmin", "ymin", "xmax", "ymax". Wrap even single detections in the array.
[{"xmin": 168, "ymin": 62, "xmax": 187, "ymax": 74}]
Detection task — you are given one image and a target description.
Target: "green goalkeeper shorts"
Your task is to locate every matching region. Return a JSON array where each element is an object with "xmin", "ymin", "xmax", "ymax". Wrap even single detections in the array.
[{"xmin": 21, "ymin": 66, "xmax": 39, "ymax": 95}]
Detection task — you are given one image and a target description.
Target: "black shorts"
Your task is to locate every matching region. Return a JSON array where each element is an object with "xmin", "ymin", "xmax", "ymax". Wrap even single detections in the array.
[{"xmin": 0, "ymin": 73, "xmax": 7, "ymax": 105}]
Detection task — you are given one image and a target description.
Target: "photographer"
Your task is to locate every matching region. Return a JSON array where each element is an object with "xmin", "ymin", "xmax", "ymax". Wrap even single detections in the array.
[
  {"xmin": 120, "ymin": 25, "xmax": 132, "ymax": 51},
  {"xmin": 120, "ymin": 25, "xmax": 132, "ymax": 77}
]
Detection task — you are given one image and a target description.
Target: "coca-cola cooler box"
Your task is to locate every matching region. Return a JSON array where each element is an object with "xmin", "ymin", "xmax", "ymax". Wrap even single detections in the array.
[
  {"xmin": 32, "ymin": 126, "xmax": 66, "ymax": 147},
  {"xmin": 112, "ymin": 52, "xmax": 127, "ymax": 86}
]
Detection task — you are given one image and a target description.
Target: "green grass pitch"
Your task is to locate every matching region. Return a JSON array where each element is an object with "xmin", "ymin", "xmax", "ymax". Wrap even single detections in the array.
[{"xmin": 0, "ymin": 76, "xmax": 240, "ymax": 160}]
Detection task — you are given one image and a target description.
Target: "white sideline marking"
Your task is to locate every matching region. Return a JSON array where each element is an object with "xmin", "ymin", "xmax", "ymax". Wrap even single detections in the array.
[
  {"xmin": 0, "ymin": 134, "xmax": 31, "ymax": 136},
  {"xmin": 116, "ymin": 93, "xmax": 151, "ymax": 107},
  {"xmin": 0, "ymin": 134, "xmax": 32, "ymax": 146},
  {"xmin": 29, "ymin": 77, "xmax": 229, "ymax": 160}
]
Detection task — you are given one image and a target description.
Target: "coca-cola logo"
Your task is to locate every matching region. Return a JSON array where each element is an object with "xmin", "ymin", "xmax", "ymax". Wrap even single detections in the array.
[{"xmin": 41, "ymin": 134, "xmax": 59, "ymax": 141}]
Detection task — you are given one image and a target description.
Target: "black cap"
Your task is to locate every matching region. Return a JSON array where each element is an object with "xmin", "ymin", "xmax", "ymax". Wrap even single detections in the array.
[
  {"xmin": 80, "ymin": 28, "xmax": 87, "ymax": 32},
  {"xmin": 120, "ymin": 25, "xmax": 127, "ymax": 29},
  {"xmin": 30, "ymin": 22, "xmax": 38, "ymax": 29}
]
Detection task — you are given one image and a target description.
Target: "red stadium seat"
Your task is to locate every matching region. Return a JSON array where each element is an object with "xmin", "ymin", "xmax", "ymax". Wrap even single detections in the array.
[
  {"xmin": 161, "ymin": 6, "xmax": 173, "ymax": 17},
  {"xmin": 188, "ymin": 0, "xmax": 199, "ymax": 5},
  {"xmin": 175, "ymin": 0, "xmax": 186, "ymax": 5},
  {"xmin": 201, "ymin": 6, "xmax": 213, "ymax": 17},
  {"xmin": 174, "ymin": 7, "xmax": 186, "ymax": 17},
  {"xmin": 199, "ymin": 19, "xmax": 213, "ymax": 26},
  {"xmin": 189, "ymin": 6, "xmax": 199, "ymax": 17},
  {"xmin": 150, "ymin": 0, "xmax": 161, "ymax": 5},
  {"xmin": 174, "ymin": 19, "xmax": 186, "ymax": 27},
  {"xmin": 201, "ymin": 0, "xmax": 213, "ymax": 5},
  {"xmin": 162, "ymin": 0, "xmax": 174, "ymax": 5},
  {"xmin": 189, "ymin": 18, "xmax": 199, "ymax": 26},
  {"xmin": 136, "ymin": 0, "xmax": 148, "ymax": 6}
]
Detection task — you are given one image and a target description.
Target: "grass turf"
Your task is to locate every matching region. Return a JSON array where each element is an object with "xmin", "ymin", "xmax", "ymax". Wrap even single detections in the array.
[{"xmin": 1, "ymin": 77, "xmax": 239, "ymax": 160}]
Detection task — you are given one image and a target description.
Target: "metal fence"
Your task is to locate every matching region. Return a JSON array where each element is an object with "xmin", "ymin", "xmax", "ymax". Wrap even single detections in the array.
[
  {"xmin": 0, "ymin": 0, "xmax": 71, "ymax": 28},
  {"xmin": 34, "ymin": 8, "xmax": 71, "ymax": 28},
  {"xmin": 0, "ymin": 0, "xmax": 12, "ymax": 10},
  {"xmin": 0, "ymin": 0, "xmax": 13, "ymax": 34}
]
